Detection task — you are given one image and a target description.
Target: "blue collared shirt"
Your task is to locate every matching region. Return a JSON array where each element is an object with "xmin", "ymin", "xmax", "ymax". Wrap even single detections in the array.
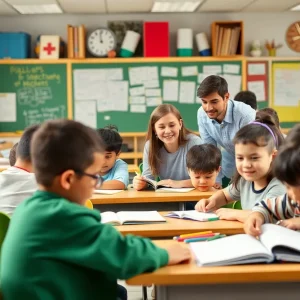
[{"xmin": 197, "ymin": 100, "xmax": 256, "ymax": 182}]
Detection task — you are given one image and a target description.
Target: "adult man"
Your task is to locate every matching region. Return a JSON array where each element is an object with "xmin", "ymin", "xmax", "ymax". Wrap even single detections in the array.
[{"xmin": 197, "ymin": 75, "xmax": 256, "ymax": 186}]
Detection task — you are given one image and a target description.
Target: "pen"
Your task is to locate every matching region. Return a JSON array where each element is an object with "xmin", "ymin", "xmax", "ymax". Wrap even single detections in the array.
[
  {"xmin": 207, "ymin": 217, "xmax": 219, "ymax": 221},
  {"xmin": 184, "ymin": 237, "xmax": 209, "ymax": 243},
  {"xmin": 206, "ymin": 234, "xmax": 226, "ymax": 242},
  {"xmin": 179, "ymin": 231, "xmax": 212, "ymax": 238},
  {"xmin": 175, "ymin": 233, "xmax": 220, "ymax": 242}
]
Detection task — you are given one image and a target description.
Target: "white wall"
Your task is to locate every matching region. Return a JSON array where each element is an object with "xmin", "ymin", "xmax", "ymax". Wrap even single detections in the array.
[{"xmin": 0, "ymin": 12, "xmax": 300, "ymax": 57}]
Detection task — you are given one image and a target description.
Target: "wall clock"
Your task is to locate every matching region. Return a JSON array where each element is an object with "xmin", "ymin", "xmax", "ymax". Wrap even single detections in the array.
[
  {"xmin": 286, "ymin": 21, "xmax": 300, "ymax": 52},
  {"xmin": 87, "ymin": 28, "xmax": 117, "ymax": 57}
]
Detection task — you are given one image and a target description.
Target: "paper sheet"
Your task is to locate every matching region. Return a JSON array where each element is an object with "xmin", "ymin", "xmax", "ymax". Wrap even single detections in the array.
[
  {"xmin": 146, "ymin": 97, "xmax": 162, "ymax": 107},
  {"xmin": 223, "ymin": 64, "xmax": 240, "ymax": 74},
  {"xmin": 221, "ymin": 74, "xmax": 242, "ymax": 99},
  {"xmin": 145, "ymin": 88, "xmax": 161, "ymax": 97},
  {"xmin": 203, "ymin": 65, "xmax": 222, "ymax": 75},
  {"xmin": 179, "ymin": 81, "xmax": 196, "ymax": 104},
  {"xmin": 248, "ymin": 63, "xmax": 266, "ymax": 76},
  {"xmin": 130, "ymin": 86, "xmax": 145, "ymax": 96},
  {"xmin": 163, "ymin": 80, "xmax": 179, "ymax": 102},
  {"xmin": 130, "ymin": 96, "xmax": 145, "ymax": 105},
  {"xmin": 0, "ymin": 93, "xmax": 16, "ymax": 122},
  {"xmin": 130, "ymin": 104, "xmax": 147, "ymax": 113},
  {"xmin": 161, "ymin": 66, "xmax": 178, "ymax": 77},
  {"xmin": 181, "ymin": 66, "xmax": 198, "ymax": 77},
  {"xmin": 75, "ymin": 100, "xmax": 97, "ymax": 128},
  {"xmin": 129, "ymin": 66, "xmax": 159, "ymax": 86},
  {"xmin": 144, "ymin": 80, "xmax": 159, "ymax": 88},
  {"xmin": 248, "ymin": 81, "xmax": 266, "ymax": 101}
]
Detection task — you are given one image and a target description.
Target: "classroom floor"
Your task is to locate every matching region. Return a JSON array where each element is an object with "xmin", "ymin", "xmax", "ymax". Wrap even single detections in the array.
[{"xmin": 118, "ymin": 280, "xmax": 153, "ymax": 300}]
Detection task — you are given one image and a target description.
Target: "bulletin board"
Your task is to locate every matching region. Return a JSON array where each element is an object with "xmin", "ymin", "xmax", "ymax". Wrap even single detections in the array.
[{"xmin": 271, "ymin": 61, "xmax": 300, "ymax": 127}]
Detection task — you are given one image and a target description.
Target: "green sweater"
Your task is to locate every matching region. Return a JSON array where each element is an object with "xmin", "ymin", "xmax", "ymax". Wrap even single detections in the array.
[{"xmin": 0, "ymin": 191, "xmax": 169, "ymax": 300}]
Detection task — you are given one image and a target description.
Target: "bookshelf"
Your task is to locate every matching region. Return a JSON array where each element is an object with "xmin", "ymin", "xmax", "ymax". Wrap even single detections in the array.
[{"xmin": 211, "ymin": 21, "xmax": 244, "ymax": 57}]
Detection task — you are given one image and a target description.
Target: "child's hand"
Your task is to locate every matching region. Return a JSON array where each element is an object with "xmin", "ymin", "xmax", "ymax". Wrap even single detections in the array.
[
  {"xmin": 157, "ymin": 179, "xmax": 180, "ymax": 188},
  {"xmin": 215, "ymin": 208, "xmax": 238, "ymax": 221},
  {"xmin": 132, "ymin": 175, "xmax": 147, "ymax": 191},
  {"xmin": 278, "ymin": 218, "xmax": 300, "ymax": 230},
  {"xmin": 195, "ymin": 197, "xmax": 217, "ymax": 212},
  {"xmin": 165, "ymin": 244, "xmax": 191, "ymax": 265},
  {"xmin": 244, "ymin": 212, "xmax": 264, "ymax": 236}
]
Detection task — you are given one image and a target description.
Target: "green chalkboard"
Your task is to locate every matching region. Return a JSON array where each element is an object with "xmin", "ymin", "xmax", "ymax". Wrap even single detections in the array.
[
  {"xmin": 0, "ymin": 63, "xmax": 68, "ymax": 132},
  {"xmin": 72, "ymin": 59, "xmax": 242, "ymax": 132}
]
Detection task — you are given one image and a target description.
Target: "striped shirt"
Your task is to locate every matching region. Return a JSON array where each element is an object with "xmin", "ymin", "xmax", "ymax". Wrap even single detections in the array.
[{"xmin": 252, "ymin": 193, "xmax": 300, "ymax": 223}]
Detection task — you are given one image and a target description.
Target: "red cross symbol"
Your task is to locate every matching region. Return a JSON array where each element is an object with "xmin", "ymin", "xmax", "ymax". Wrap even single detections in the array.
[{"xmin": 43, "ymin": 43, "xmax": 56, "ymax": 55}]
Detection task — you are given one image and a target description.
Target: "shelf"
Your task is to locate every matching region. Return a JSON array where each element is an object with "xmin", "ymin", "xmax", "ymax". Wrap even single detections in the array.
[{"xmin": 120, "ymin": 152, "xmax": 143, "ymax": 159}]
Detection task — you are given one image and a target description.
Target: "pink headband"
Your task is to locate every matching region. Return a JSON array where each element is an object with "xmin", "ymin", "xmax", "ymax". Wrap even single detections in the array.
[{"xmin": 249, "ymin": 121, "xmax": 277, "ymax": 148}]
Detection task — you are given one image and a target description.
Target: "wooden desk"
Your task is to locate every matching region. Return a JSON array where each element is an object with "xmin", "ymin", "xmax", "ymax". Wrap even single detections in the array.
[
  {"xmin": 117, "ymin": 212, "xmax": 244, "ymax": 237},
  {"xmin": 127, "ymin": 240, "xmax": 300, "ymax": 300}
]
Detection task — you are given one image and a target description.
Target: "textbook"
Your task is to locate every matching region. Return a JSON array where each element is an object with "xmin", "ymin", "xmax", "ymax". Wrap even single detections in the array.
[
  {"xmin": 190, "ymin": 224, "xmax": 300, "ymax": 266},
  {"xmin": 165, "ymin": 210, "xmax": 219, "ymax": 222},
  {"xmin": 100, "ymin": 210, "xmax": 166, "ymax": 225},
  {"xmin": 94, "ymin": 189, "xmax": 124, "ymax": 195},
  {"xmin": 142, "ymin": 177, "xmax": 195, "ymax": 193}
]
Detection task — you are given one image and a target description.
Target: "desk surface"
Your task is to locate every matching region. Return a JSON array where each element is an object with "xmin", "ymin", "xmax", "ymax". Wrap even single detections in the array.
[
  {"xmin": 116, "ymin": 212, "xmax": 244, "ymax": 237},
  {"xmin": 127, "ymin": 240, "xmax": 300, "ymax": 286},
  {"xmin": 91, "ymin": 189, "xmax": 213, "ymax": 204}
]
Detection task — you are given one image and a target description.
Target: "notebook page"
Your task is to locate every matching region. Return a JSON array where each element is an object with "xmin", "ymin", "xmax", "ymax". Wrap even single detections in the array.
[
  {"xmin": 190, "ymin": 234, "xmax": 273, "ymax": 266},
  {"xmin": 117, "ymin": 211, "xmax": 166, "ymax": 224},
  {"xmin": 260, "ymin": 224, "xmax": 300, "ymax": 254},
  {"xmin": 182, "ymin": 210, "xmax": 218, "ymax": 221},
  {"xmin": 100, "ymin": 211, "xmax": 120, "ymax": 225},
  {"xmin": 94, "ymin": 189, "xmax": 123, "ymax": 195},
  {"xmin": 156, "ymin": 187, "xmax": 195, "ymax": 193}
]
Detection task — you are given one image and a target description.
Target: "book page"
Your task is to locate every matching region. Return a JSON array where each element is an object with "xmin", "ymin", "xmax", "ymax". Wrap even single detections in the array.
[
  {"xmin": 190, "ymin": 234, "xmax": 273, "ymax": 266},
  {"xmin": 182, "ymin": 210, "xmax": 218, "ymax": 221},
  {"xmin": 94, "ymin": 190, "xmax": 124, "ymax": 195},
  {"xmin": 142, "ymin": 177, "xmax": 158, "ymax": 189},
  {"xmin": 100, "ymin": 211, "xmax": 120, "ymax": 225},
  {"xmin": 260, "ymin": 224, "xmax": 300, "ymax": 254},
  {"xmin": 117, "ymin": 211, "xmax": 166, "ymax": 224},
  {"xmin": 156, "ymin": 187, "xmax": 195, "ymax": 193}
]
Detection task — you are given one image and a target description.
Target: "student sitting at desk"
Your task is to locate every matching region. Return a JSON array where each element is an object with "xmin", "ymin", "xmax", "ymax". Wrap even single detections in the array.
[
  {"xmin": 0, "ymin": 120, "xmax": 191, "ymax": 300},
  {"xmin": 245, "ymin": 124, "xmax": 300, "ymax": 236},
  {"xmin": 0, "ymin": 126, "xmax": 39, "ymax": 216},
  {"xmin": 195, "ymin": 112, "xmax": 286, "ymax": 223},
  {"xmin": 133, "ymin": 104, "xmax": 201, "ymax": 191},
  {"xmin": 97, "ymin": 125, "xmax": 129, "ymax": 190}
]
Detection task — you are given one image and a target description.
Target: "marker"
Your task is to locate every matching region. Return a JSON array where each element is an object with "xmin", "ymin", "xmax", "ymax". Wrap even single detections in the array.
[
  {"xmin": 206, "ymin": 217, "xmax": 219, "ymax": 221},
  {"xmin": 206, "ymin": 234, "xmax": 226, "ymax": 242},
  {"xmin": 184, "ymin": 237, "xmax": 209, "ymax": 243},
  {"xmin": 179, "ymin": 231, "xmax": 212, "ymax": 238},
  {"xmin": 175, "ymin": 233, "xmax": 220, "ymax": 242}
]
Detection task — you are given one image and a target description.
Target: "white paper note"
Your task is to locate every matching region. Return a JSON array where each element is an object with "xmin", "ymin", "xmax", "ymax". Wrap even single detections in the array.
[
  {"xmin": 248, "ymin": 81, "xmax": 266, "ymax": 101},
  {"xmin": 130, "ymin": 104, "xmax": 147, "ymax": 113},
  {"xmin": 179, "ymin": 81, "xmax": 196, "ymax": 104},
  {"xmin": 129, "ymin": 67, "xmax": 146, "ymax": 86},
  {"xmin": 221, "ymin": 74, "xmax": 242, "ymax": 99},
  {"xmin": 248, "ymin": 63, "xmax": 266, "ymax": 76},
  {"xmin": 181, "ymin": 66, "xmax": 198, "ymax": 77},
  {"xmin": 130, "ymin": 96, "xmax": 146, "ymax": 105},
  {"xmin": 163, "ymin": 80, "xmax": 179, "ymax": 102},
  {"xmin": 223, "ymin": 64, "xmax": 240, "ymax": 74},
  {"xmin": 75, "ymin": 100, "xmax": 97, "ymax": 128},
  {"xmin": 130, "ymin": 86, "xmax": 145, "ymax": 96},
  {"xmin": 106, "ymin": 68, "xmax": 123, "ymax": 80},
  {"xmin": 144, "ymin": 80, "xmax": 159, "ymax": 88},
  {"xmin": 146, "ymin": 97, "xmax": 162, "ymax": 107},
  {"xmin": 203, "ymin": 65, "xmax": 222, "ymax": 75},
  {"xmin": 161, "ymin": 66, "xmax": 178, "ymax": 77},
  {"xmin": 0, "ymin": 93, "xmax": 16, "ymax": 122},
  {"xmin": 145, "ymin": 88, "xmax": 161, "ymax": 97}
]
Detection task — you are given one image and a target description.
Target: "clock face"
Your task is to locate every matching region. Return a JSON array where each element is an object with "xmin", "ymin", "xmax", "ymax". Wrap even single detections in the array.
[
  {"xmin": 87, "ymin": 28, "xmax": 117, "ymax": 57},
  {"xmin": 286, "ymin": 21, "xmax": 300, "ymax": 52}
]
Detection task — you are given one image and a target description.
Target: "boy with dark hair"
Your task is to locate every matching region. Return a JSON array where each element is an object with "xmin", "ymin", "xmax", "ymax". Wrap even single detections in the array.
[
  {"xmin": 97, "ymin": 125, "xmax": 129, "ymax": 189},
  {"xmin": 0, "ymin": 125, "xmax": 39, "ymax": 216},
  {"xmin": 187, "ymin": 144, "xmax": 221, "ymax": 192},
  {"xmin": 8, "ymin": 143, "xmax": 18, "ymax": 166},
  {"xmin": 0, "ymin": 119, "xmax": 190, "ymax": 300},
  {"xmin": 234, "ymin": 90, "xmax": 257, "ymax": 110}
]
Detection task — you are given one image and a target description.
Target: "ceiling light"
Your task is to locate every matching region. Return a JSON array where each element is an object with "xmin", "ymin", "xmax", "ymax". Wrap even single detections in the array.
[
  {"xmin": 291, "ymin": 4, "xmax": 300, "ymax": 11},
  {"xmin": 152, "ymin": 1, "xmax": 202, "ymax": 12},
  {"xmin": 13, "ymin": 4, "xmax": 63, "ymax": 14}
]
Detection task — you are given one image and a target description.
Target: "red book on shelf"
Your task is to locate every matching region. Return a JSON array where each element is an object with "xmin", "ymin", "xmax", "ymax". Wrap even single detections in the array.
[{"xmin": 143, "ymin": 22, "xmax": 169, "ymax": 57}]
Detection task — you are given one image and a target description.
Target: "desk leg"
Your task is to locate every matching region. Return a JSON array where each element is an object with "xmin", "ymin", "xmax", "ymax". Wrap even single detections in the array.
[{"xmin": 178, "ymin": 202, "xmax": 185, "ymax": 211}]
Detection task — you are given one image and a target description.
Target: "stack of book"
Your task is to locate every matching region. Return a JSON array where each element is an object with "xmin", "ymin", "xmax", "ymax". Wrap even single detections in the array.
[{"xmin": 67, "ymin": 24, "xmax": 86, "ymax": 58}]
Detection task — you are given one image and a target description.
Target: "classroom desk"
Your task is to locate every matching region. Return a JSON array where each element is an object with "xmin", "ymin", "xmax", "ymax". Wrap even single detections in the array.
[
  {"xmin": 116, "ymin": 212, "xmax": 244, "ymax": 237},
  {"xmin": 127, "ymin": 240, "xmax": 300, "ymax": 300},
  {"xmin": 91, "ymin": 189, "xmax": 213, "ymax": 211}
]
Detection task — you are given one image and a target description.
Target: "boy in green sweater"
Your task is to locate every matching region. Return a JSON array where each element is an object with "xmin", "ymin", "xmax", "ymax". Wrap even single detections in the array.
[{"xmin": 0, "ymin": 120, "xmax": 190, "ymax": 300}]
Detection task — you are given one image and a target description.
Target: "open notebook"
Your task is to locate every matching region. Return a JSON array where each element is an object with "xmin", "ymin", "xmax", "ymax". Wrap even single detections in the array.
[
  {"xmin": 190, "ymin": 224, "xmax": 300, "ymax": 266},
  {"xmin": 94, "ymin": 190, "xmax": 124, "ymax": 195},
  {"xmin": 165, "ymin": 210, "xmax": 219, "ymax": 222},
  {"xmin": 100, "ymin": 211, "xmax": 166, "ymax": 225},
  {"xmin": 143, "ymin": 178, "xmax": 194, "ymax": 193}
]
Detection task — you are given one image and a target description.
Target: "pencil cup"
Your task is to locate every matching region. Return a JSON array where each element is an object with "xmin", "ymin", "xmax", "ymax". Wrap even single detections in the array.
[
  {"xmin": 268, "ymin": 49, "xmax": 276, "ymax": 57},
  {"xmin": 195, "ymin": 32, "xmax": 211, "ymax": 56},
  {"xmin": 177, "ymin": 28, "xmax": 193, "ymax": 57},
  {"xmin": 120, "ymin": 30, "xmax": 141, "ymax": 58}
]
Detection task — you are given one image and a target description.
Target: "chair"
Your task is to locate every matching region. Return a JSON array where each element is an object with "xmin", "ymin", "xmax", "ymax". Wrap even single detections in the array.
[{"xmin": 85, "ymin": 199, "xmax": 93, "ymax": 209}]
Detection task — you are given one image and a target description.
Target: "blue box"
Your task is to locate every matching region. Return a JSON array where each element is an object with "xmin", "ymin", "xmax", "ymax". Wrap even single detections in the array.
[{"xmin": 0, "ymin": 32, "xmax": 31, "ymax": 59}]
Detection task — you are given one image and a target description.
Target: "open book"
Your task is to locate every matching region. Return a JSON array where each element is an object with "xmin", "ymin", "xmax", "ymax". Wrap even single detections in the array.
[
  {"xmin": 143, "ymin": 177, "xmax": 194, "ymax": 193},
  {"xmin": 94, "ymin": 189, "xmax": 123, "ymax": 195},
  {"xmin": 165, "ymin": 210, "xmax": 219, "ymax": 222},
  {"xmin": 190, "ymin": 224, "xmax": 300, "ymax": 266},
  {"xmin": 100, "ymin": 210, "xmax": 166, "ymax": 225}
]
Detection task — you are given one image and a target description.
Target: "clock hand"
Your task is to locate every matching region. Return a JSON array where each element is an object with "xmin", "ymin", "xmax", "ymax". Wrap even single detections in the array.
[
  {"xmin": 292, "ymin": 36, "xmax": 300, "ymax": 41},
  {"xmin": 99, "ymin": 30, "xmax": 103, "ymax": 43},
  {"xmin": 295, "ymin": 23, "xmax": 300, "ymax": 35}
]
